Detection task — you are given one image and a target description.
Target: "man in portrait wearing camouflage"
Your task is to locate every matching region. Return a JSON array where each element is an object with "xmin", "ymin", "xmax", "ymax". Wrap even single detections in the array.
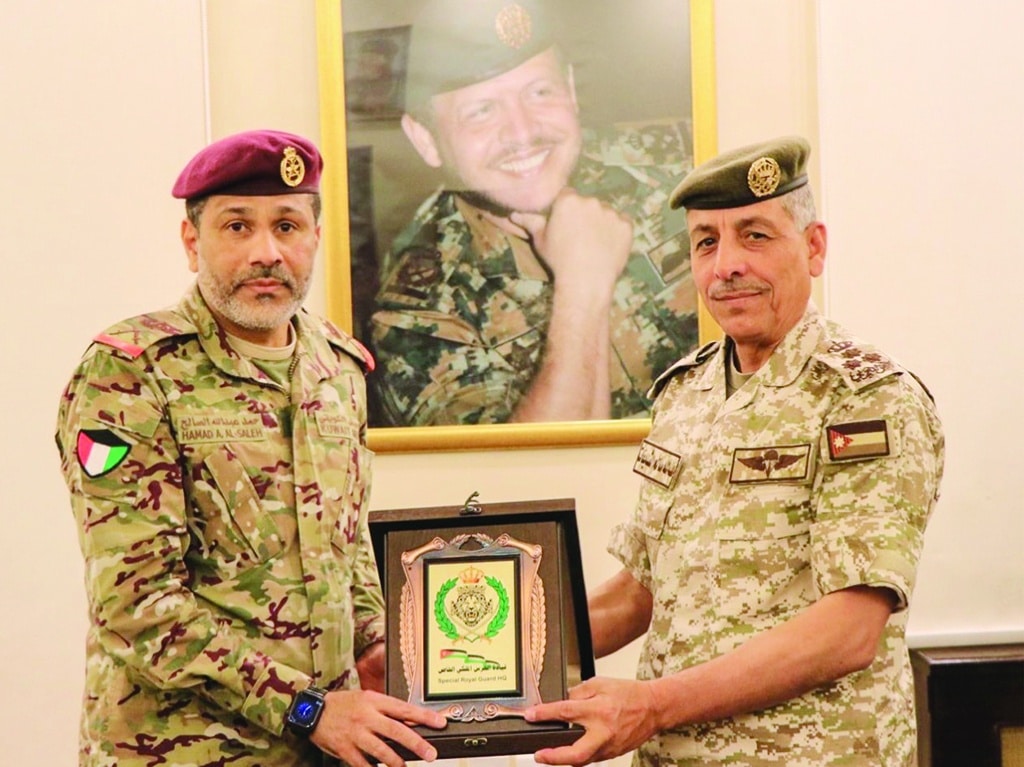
[
  {"xmin": 369, "ymin": 0, "xmax": 699, "ymax": 425},
  {"xmin": 524, "ymin": 137, "xmax": 945, "ymax": 766},
  {"xmin": 55, "ymin": 130, "xmax": 445, "ymax": 767}
]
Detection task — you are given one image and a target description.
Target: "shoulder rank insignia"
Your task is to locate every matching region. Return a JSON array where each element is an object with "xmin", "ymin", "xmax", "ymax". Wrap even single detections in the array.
[
  {"xmin": 349, "ymin": 337, "xmax": 376, "ymax": 373},
  {"xmin": 820, "ymin": 339, "xmax": 897, "ymax": 390},
  {"xmin": 321, "ymin": 317, "xmax": 376, "ymax": 373},
  {"xmin": 93, "ymin": 312, "xmax": 190, "ymax": 360}
]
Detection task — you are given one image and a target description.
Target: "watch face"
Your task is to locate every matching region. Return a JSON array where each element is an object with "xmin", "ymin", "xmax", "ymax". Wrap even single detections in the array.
[
  {"xmin": 288, "ymin": 688, "xmax": 325, "ymax": 733},
  {"xmin": 292, "ymin": 697, "xmax": 320, "ymax": 726}
]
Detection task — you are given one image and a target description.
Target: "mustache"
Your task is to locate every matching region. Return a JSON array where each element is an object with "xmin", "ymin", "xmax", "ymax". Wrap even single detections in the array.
[
  {"xmin": 233, "ymin": 266, "xmax": 295, "ymax": 291},
  {"xmin": 232, "ymin": 268, "xmax": 296, "ymax": 294},
  {"xmin": 708, "ymin": 279, "xmax": 769, "ymax": 300}
]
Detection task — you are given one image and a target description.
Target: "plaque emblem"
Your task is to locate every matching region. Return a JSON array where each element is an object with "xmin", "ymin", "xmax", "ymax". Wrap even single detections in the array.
[
  {"xmin": 747, "ymin": 155, "xmax": 782, "ymax": 197},
  {"xmin": 435, "ymin": 565, "xmax": 510, "ymax": 642},
  {"xmin": 495, "ymin": 2, "xmax": 532, "ymax": 49},
  {"xmin": 280, "ymin": 146, "xmax": 306, "ymax": 187}
]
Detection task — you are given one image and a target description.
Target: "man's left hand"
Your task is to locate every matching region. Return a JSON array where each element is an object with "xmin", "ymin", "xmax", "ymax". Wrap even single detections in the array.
[
  {"xmin": 356, "ymin": 641, "xmax": 386, "ymax": 693},
  {"xmin": 525, "ymin": 676, "xmax": 661, "ymax": 766}
]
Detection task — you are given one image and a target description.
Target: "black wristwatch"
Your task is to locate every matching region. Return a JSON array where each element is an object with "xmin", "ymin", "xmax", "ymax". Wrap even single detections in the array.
[{"xmin": 285, "ymin": 685, "xmax": 327, "ymax": 736}]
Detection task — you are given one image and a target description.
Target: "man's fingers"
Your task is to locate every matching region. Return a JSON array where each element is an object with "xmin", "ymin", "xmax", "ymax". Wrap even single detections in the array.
[
  {"xmin": 373, "ymin": 695, "xmax": 447, "ymax": 730},
  {"xmin": 533, "ymin": 730, "xmax": 603, "ymax": 767},
  {"xmin": 525, "ymin": 699, "xmax": 578, "ymax": 724},
  {"xmin": 508, "ymin": 211, "xmax": 548, "ymax": 242}
]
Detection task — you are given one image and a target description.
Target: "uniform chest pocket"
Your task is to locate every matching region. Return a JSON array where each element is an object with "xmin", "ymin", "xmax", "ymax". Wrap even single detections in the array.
[
  {"xmin": 188, "ymin": 447, "xmax": 286, "ymax": 571},
  {"xmin": 713, "ymin": 484, "xmax": 813, "ymax": 607},
  {"xmin": 715, "ymin": 483, "xmax": 813, "ymax": 540},
  {"xmin": 635, "ymin": 480, "xmax": 677, "ymax": 540}
]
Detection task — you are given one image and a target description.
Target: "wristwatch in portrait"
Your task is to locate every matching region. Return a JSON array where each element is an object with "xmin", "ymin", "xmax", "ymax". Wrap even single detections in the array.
[{"xmin": 285, "ymin": 685, "xmax": 327, "ymax": 736}]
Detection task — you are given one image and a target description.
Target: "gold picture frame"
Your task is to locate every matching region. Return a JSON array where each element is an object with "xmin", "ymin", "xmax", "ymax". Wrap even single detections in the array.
[{"xmin": 315, "ymin": 0, "xmax": 719, "ymax": 453}]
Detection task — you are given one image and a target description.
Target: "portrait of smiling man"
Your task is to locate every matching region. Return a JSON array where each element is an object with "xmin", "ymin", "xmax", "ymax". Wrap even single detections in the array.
[{"xmin": 367, "ymin": 0, "xmax": 700, "ymax": 426}]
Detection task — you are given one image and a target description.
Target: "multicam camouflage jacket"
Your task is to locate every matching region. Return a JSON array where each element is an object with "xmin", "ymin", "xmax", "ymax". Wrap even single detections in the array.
[
  {"xmin": 611, "ymin": 306, "xmax": 945, "ymax": 766},
  {"xmin": 56, "ymin": 285, "xmax": 383, "ymax": 766},
  {"xmin": 370, "ymin": 120, "xmax": 700, "ymax": 426}
]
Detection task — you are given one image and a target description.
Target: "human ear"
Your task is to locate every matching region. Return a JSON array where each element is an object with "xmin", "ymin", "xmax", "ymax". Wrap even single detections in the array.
[
  {"xmin": 806, "ymin": 221, "xmax": 827, "ymax": 277},
  {"xmin": 401, "ymin": 113, "xmax": 443, "ymax": 168},
  {"xmin": 181, "ymin": 219, "xmax": 200, "ymax": 274}
]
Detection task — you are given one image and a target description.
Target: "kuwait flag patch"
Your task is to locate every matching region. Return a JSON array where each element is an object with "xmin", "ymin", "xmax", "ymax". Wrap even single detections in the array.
[
  {"xmin": 827, "ymin": 419, "xmax": 890, "ymax": 461},
  {"xmin": 77, "ymin": 429, "xmax": 131, "ymax": 478}
]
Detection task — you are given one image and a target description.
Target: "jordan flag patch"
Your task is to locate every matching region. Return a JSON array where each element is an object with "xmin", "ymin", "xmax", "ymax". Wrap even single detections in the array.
[
  {"xmin": 827, "ymin": 419, "xmax": 889, "ymax": 461},
  {"xmin": 77, "ymin": 429, "xmax": 131, "ymax": 477}
]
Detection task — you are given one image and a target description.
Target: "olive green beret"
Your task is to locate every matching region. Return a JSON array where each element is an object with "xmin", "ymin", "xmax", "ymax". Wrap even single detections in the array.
[
  {"xmin": 405, "ymin": 0, "xmax": 555, "ymax": 112},
  {"xmin": 669, "ymin": 135, "xmax": 811, "ymax": 210}
]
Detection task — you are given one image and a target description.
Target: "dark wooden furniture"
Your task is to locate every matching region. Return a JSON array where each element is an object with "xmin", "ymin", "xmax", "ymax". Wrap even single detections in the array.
[{"xmin": 911, "ymin": 644, "xmax": 1024, "ymax": 766}]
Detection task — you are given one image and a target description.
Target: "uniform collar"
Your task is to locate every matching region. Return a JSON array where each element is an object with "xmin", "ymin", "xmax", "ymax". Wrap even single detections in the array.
[
  {"xmin": 178, "ymin": 283, "xmax": 346, "ymax": 389},
  {"xmin": 746, "ymin": 304, "xmax": 824, "ymax": 389}
]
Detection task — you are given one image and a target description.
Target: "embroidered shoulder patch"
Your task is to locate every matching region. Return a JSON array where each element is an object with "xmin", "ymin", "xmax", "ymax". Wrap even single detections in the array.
[
  {"xmin": 633, "ymin": 439, "xmax": 682, "ymax": 489},
  {"xmin": 827, "ymin": 419, "xmax": 890, "ymax": 461},
  {"xmin": 77, "ymin": 429, "xmax": 131, "ymax": 477}
]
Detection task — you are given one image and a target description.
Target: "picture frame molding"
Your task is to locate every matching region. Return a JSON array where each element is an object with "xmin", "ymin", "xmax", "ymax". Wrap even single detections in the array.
[{"xmin": 315, "ymin": 0, "xmax": 720, "ymax": 453}]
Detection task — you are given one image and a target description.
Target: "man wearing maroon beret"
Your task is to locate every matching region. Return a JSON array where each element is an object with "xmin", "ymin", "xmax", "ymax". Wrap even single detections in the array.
[{"xmin": 56, "ymin": 130, "xmax": 446, "ymax": 766}]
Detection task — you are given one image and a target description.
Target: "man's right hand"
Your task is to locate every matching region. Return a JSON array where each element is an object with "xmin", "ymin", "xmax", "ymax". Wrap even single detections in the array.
[
  {"xmin": 512, "ymin": 187, "xmax": 632, "ymax": 293},
  {"xmin": 311, "ymin": 689, "xmax": 447, "ymax": 767},
  {"xmin": 506, "ymin": 187, "xmax": 633, "ymax": 422}
]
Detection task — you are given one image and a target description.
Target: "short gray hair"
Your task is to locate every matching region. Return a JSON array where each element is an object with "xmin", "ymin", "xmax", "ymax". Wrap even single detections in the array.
[{"xmin": 778, "ymin": 184, "xmax": 817, "ymax": 231}]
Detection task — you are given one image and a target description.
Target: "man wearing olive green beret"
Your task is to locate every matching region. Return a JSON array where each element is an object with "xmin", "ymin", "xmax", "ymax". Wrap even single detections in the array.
[
  {"xmin": 368, "ymin": 0, "xmax": 698, "ymax": 426},
  {"xmin": 526, "ymin": 137, "xmax": 946, "ymax": 766}
]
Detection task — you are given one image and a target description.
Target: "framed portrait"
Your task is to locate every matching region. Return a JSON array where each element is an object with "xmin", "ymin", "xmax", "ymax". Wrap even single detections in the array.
[
  {"xmin": 315, "ymin": 0, "xmax": 719, "ymax": 452},
  {"xmin": 368, "ymin": 496, "xmax": 595, "ymax": 759}
]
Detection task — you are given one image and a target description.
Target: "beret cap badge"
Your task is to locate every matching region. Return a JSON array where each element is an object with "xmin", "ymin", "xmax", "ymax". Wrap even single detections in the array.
[
  {"xmin": 747, "ymin": 156, "xmax": 782, "ymax": 198},
  {"xmin": 495, "ymin": 2, "xmax": 532, "ymax": 49},
  {"xmin": 668, "ymin": 136, "xmax": 810, "ymax": 210},
  {"xmin": 280, "ymin": 146, "xmax": 306, "ymax": 188}
]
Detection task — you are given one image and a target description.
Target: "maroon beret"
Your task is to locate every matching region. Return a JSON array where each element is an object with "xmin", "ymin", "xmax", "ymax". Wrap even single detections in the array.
[{"xmin": 172, "ymin": 129, "xmax": 323, "ymax": 199}]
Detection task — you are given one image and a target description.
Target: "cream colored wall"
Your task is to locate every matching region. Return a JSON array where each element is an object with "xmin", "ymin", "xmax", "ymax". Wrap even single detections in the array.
[
  {"xmin": 3, "ymin": 1, "xmax": 1021, "ymax": 765},
  {"xmin": 816, "ymin": 0, "xmax": 1024, "ymax": 645}
]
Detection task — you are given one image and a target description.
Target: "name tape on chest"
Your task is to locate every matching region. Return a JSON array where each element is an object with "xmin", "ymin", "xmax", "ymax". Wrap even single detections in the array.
[
  {"xmin": 177, "ymin": 413, "xmax": 265, "ymax": 444},
  {"xmin": 633, "ymin": 439, "xmax": 682, "ymax": 488}
]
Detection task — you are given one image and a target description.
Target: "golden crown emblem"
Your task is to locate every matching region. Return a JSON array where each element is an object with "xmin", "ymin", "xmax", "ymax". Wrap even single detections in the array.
[{"xmin": 459, "ymin": 564, "xmax": 485, "ymax": 584}]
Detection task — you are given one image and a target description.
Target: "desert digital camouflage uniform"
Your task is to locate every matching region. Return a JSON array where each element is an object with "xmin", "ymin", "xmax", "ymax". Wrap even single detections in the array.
[
  {"xmin": 370, "ymin": 120, "xmax": 700, "ymax": 426},
  {"xmin": 56, "ymin": 284, "xmax": 383, "ymax": 766},
  {"xmin": 611, "ymin": 306, "xmax": 944, "ymax": 766}
]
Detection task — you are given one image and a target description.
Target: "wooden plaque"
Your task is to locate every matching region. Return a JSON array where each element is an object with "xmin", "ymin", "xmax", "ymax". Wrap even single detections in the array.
[{"xmin": 369, "ymin": 496, "xmax": 595, "ymax": 760}]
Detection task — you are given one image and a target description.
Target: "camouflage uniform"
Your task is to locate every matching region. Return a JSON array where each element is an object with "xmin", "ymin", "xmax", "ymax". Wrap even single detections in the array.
[
  {"xmin": 370, "ymin": 120, "xmax": 700, "ymax": 426},
  {"xmin": 56, "ymin": 285, "xmax": 383, "ymax": 766},
  {"xmin": 611, "ymin": 306, "xmax": 944, "ymax": 766}
]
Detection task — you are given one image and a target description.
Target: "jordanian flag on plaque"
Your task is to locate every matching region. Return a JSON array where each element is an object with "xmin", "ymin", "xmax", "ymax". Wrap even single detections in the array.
[{"xmin": 77, "ymin": 429, "xmax": 131, "ymax": 478}]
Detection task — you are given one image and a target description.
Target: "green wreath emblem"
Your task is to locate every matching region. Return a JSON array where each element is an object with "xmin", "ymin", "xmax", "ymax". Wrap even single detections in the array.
[
  {"xmin": 434, "ymin": 578, "xmax": 460, "ymax": 640},
  {"xmin": 484, "ymin": 575, "xmax": 509, "ymax": 639},
  {"xmin": 433, "ymin": 574, "xmax": 510, "ymax": 641}
]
